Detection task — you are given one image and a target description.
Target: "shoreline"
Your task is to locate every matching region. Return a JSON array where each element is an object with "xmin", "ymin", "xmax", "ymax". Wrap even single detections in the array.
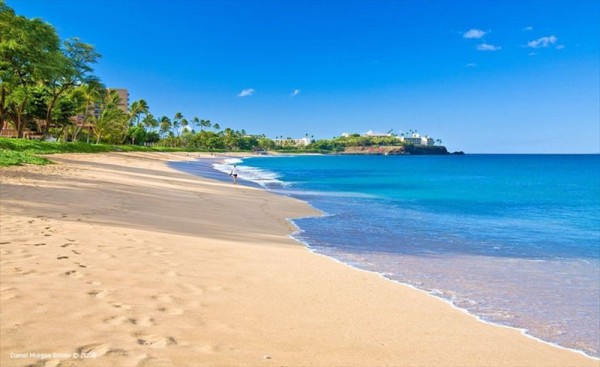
[
  {"xmin": 1, "ymin": 152, "xmax": 597, "ymax": 366},
  {"xmin": 199, "ymin": 154, "xmax": 600, "ymax": 361},
  {"xmin": 300, "ymin": 242, "xmax": 600, "ymax": 361},
  {"xmin": 182, "ymin": 156, "xmax": 600, "ymax": 361}
]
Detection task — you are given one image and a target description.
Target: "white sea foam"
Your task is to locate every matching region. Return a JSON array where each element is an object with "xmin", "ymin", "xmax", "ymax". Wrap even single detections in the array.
[
  {"xmin": 270, "ymin": 189, "xmax": 375, "ymax": 199},
  {"xmin": 212, "ymin": 159, "xmax": 287, "ymax": 187}
]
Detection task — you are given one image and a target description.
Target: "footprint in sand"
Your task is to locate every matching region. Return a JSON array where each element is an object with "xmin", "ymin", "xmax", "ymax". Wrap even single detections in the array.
[
  {"xmin": 157, "ymin": 306, "xmax": 183, "ymax": 315},
  {"xmin": 128, "ymin": 317, "xmax": 155, "ymax": 327},
  {"xmin": 76, "ymin": 343, "xmax": 111, "ymax": 357},
  {"xmin": 64, "ymin": 270, "xmax": 83, "ymax": 279},
  {"xmin": 105, "ymin": 348, "xmax": 129, "ymax": 357},
  {"xmin": 151, "ymin": 294, "xmax": 173, "ymax": 303},
  {"xmin": 72, "ymin": 249, "xmax": 82, "ymax": 255},
  {"xmin": 136, "ymin": 334, "xmax": 177, "ymax": 348},
  {"xmin": 87, "ymin": 290, "xmax": 108, "ymax": 298},
  {"xmin": 103, "ymin": 315, "xmax": 155, "ymax": 327},
  {"xmin": 109, "ymin": 302, "xmax": 132, "ymax": 310},
  {"xmin": 57, "ymin": 256, "xmax": 69, "ymax": 260},
  {"xmin": 104, "ymin": 315, "xmax": 129, "ymax": 326}
]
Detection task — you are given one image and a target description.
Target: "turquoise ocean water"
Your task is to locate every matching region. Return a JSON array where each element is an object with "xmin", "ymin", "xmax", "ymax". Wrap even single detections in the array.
[{"xmin": 171, "ymin": 154, "xmax": 600, "ymax": 357}]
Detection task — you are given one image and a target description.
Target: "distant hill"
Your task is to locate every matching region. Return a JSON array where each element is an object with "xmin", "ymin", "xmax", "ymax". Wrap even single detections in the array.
[{"xmin": 341, "ymin": 145, "xmax": 463, "ymax": 155}]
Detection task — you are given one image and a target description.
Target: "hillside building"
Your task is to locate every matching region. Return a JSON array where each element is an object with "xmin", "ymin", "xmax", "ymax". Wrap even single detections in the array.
[
  {"xmin": 274, "ymin": 137, "xmax": 311, "ymax": 147},
  {"xmin": 399, "ymin": 133, "xmax": 435, "ymax": 146}
]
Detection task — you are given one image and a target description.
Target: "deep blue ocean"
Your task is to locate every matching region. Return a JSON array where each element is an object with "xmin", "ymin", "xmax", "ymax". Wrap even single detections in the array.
[{"xmin": 172, "ymin": 154, "xmax": 600, "ymax": 357}]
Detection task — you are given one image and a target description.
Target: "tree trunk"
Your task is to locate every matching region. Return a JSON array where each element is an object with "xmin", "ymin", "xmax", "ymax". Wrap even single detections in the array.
[
  {"xmin": 43, "ymin": 95, "xmax": 59, "ymax": 139},
  {"xmin": 16, "ymin": 115, "xmax": 25, "ymax": 138},
  {"xmin": 15, "ymin": 101, "xmax": 27, "ymax": 138},
  {"xmin": 73, "ymin": 124, "xmax": 83, "ymax": 142},
  {"xmin": 56, "ymin": 126, "xmax": 66, "ymax": 141},
  {"xmin": 0, "ymin": 87, "xmax": 6, "ymax": 136}
]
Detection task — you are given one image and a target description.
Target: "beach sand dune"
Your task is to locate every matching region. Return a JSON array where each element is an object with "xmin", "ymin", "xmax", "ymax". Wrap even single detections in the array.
[{"xmin": 0, "ymin": 153, "xmax": 596, "ymax": 366}]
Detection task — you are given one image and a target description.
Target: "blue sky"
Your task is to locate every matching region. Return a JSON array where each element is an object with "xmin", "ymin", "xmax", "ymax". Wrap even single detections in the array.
[{"xmin": 9, "ymin": 0, "xmax": 600, "ymax": 153}]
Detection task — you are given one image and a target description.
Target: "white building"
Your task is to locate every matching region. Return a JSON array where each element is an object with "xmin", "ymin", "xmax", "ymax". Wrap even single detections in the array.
[
  {"xmin": 362, "ymin": 130, "xmax": 392, "ymax": 137},
  {"xmin": 274, "ymin": 137, "xmax": 311, "ymax": 147},
  {"xmin": 399, "ymin": 133, "xmax": 435, "ymax": 146}
]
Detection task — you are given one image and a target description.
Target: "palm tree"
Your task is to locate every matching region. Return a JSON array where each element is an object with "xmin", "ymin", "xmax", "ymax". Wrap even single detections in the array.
[
  {"xmin": 192, "ymin": 116, "xmax": 200, "ymax": 132},
  {"xmin": 213, "ymin": 123, "xmax": 220, "ymax": 132},
  {"xmin": 173, "ymin": 112, "xmax": 183, "ymax": 136},
  {"xmin": 142, "ymin": 113, "xmax": 158, "ymax": 130},
  {"xmin": 72, "ymin": 80, "xmax": 104, "ymax": 141},
  {"xmin": 181, "ymin": 118, "xmax": 189, "ymax": 133},
  {"xmin": 159, "ymin": 116, "xmax": 171, "ymax": 138},
  {"xmin": 128, "ymin": 99, "xmax": 149, "ymax": 127},
  {"xmin": 92, "ymin": 90, "xmax": 128, "ymax": 144},
  {"xmin": 201, "ymin": 119, "xmax": 211, "ymax": 131}
]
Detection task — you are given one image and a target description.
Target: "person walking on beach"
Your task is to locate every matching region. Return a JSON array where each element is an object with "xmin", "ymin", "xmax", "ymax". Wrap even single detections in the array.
[{"xmin": 229, "ymin": 165, "xmax": 239, "ymax": 184}]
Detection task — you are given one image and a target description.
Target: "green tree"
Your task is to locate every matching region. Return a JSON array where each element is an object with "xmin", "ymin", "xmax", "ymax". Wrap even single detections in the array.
[
  {"xmin": 172, "ymin": 112, "xmax": 183, "ymax": 137},
  {"xmin": 223, "ymin": 128, "xmax": 240, "ymax": 150},
  {"xmin": 129, "ymin": 99, "xmax": 149, "ymax": 127},
  {"xmin": 258, "ymin": 136, "xmax": 276, "ymax": 150},
  {"xmin": 142, "ymin": 113, "xmax": 158, "ymax": 131},
  {"xmin": 51, "ymin": 92, "xmax": 80, "ymax": 140},
  {"xmin": 0, "ymin": 3, "xmax": 61, "ymax": 137},
  {"xmin": 71, "ymin": 78, "xmax": 105, "ymax": 141},
  {"xmin": 41, "ymin": 37, "xmax": 100, "ymax": 138},
  {"xmin": 91, "ymin": 90, "xmax": 127, "ymax": 144},
  {"xmin": 159, "ymin": 116, "xmax": 171, "ymax": 138},
  {"xmin": 125, "ymin": 125, "xmax": 147, "ymax": 145},
  {"xmin": 181, "ymin": 118, "xmax": 189, "ymax": 134},
  {"xmin": 191, "ymin": 116, "xmax": 200, "ymax": 133},
  {"xmin": 200, "ymin": 119, "xmax": 211, "ymax": 131}
]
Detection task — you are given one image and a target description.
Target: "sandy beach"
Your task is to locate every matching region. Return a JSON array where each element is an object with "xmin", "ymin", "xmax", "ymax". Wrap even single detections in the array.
[{"xmin": 0, "ymin": 152, "xmax": 597, "ymax": 367}]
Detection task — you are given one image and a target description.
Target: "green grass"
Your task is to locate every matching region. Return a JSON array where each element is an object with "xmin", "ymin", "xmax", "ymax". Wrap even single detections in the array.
[
  {"xmin": 0, "ymin": 138, "xmax": 195, "ymax": 166},
  {"xmin": 0, "ymin": 149, "xmax": 52, "ymax": 166}
]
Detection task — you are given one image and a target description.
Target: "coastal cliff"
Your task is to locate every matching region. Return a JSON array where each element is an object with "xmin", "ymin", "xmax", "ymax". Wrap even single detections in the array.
[{"xmin": 342, "ymin": 145, "xmax": 463, "ymax": 155}]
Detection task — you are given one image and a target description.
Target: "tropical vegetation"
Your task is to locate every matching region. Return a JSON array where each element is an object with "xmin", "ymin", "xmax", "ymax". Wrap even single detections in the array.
[
  {"xmin": 0, "ymin": 2, "xmax": 269, "ymax": 151},
  {"xmin": 0, "ymin": 2, "xmax": 448, "ymax": 166}
]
